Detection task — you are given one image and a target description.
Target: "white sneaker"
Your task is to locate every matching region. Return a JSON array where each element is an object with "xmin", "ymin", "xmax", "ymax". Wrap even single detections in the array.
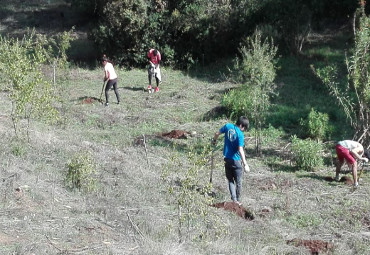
[
  {"xmin": 335, "ymin": 175, "xmax": 340, "ymax": 182},
  {"xmin": 233, "ymin": 200, "xmax": 242, "ymax": 206},
  {"xmin": 353, "ymin": 182, "xmax": 359, "ymax": 188}
]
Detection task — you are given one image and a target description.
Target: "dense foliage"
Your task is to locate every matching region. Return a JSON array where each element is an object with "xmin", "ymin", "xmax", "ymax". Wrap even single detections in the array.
[
  {"xmin": 67, "ymin": 0, "xmax": 362, "ymax": 67},
  {"xmin": 315, "ymin": 4, "xmax": 370, "ymax": 146}
]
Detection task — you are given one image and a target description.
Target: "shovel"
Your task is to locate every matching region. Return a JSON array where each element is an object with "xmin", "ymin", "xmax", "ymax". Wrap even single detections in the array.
[{"xmin": 99, "ymin": 81, "xmax": 106, "ymax": 104}]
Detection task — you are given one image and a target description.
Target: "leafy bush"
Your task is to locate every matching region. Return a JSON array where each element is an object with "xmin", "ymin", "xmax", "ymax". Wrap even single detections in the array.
[
  {"xmin": 224, "ymin": 31, "xmax": 278, "ymax": 153},
  {"xmin": 161, "ymin": 143, "xmax": 227, "ymax": 242},
  {"xmin": 291, "ymin": 135, "xmax": 323, "ymax": 171},
  {"xmin": 0, "ymin": 30, "xmax": 59, "ymax": 139},
  {"xmin": 65, "ymin": 151, "xmax": 98, "ymax": 192},
  {"xmin": 300, "ymin": 108, "xmax": 329, "ymax": 141}
]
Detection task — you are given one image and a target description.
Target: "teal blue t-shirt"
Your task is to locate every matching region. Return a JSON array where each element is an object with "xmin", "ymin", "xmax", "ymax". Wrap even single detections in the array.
[{"xmin": 219, "ymin": 123, "xmax": 244, "ymax": 160}]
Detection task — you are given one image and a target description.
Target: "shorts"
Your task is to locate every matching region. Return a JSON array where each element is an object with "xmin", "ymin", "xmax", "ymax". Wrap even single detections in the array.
[{"xmin": 336, "ymin": 144, "xmax": 356, "ymax": 165}]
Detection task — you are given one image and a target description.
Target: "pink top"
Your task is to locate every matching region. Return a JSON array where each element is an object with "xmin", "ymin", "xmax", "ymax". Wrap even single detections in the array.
[{"xmin": 148, "ymin": 49, "xmax": 161, "ymax": 65}]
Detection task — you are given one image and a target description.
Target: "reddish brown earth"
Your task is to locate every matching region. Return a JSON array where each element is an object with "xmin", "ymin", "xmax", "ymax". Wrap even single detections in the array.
[
  {"xmin": 81, "ymin": 97, "xmax": 96, "ymax": 104},
  {"xmin": 212, "ymin": 202, "xmax": 254, "ymax": 220},
  {"xmin": 161, "ymin": 130, "xmax": 190, "ymax": 139},
  {"xmin": 324, "ymin": 176, "xmax": 353, "ymax": 185},
  {"xmin": 287, "ymin": 239, "xmax": 334, "ymax": 254}
]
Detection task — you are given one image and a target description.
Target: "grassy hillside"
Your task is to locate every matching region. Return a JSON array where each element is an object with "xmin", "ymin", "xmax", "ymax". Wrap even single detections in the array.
[{"xmin": 1, "ymin": 1, "xmax": 370, "ymax": 255}]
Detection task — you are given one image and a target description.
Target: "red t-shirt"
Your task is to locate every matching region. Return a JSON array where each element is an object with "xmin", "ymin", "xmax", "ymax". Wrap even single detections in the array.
[{"xmin": 148, "ymin": 49, "xmax": 161, "ymax": 65}]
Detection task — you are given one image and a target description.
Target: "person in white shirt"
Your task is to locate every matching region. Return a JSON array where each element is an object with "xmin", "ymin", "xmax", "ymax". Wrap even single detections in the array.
[
  {"xmin": 335, "ymin": 140, "xmax": 369, "ymax": 187},
  {"xmin": 102, "ymin": 56, "xmax": 120, "ymax": 106}
]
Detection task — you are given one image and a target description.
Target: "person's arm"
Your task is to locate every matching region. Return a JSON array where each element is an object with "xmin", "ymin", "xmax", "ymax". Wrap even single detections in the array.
[
  {"xmin": 212, "ymin": 131, "xmax": 221, "ymax": 145},
  {"xmin": 104, "ymin": 68, "xmax": 110, "ymax": 81},
  {"xmin": 238, "ymin": 146, "xmax": 249, "ymax": 172},
  {"xmin": 351, "ymin": 146, "xmax": 369, "ymax": 162}
]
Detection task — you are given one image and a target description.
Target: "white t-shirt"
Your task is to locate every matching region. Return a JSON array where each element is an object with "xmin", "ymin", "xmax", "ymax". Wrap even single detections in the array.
[
  {"xmin": 338, "ymin": 140, "xmax": 361, "ymax": 151},
  {"xmin": 104, "ymin": 62, "xmax": 117, "ymax": 80}
]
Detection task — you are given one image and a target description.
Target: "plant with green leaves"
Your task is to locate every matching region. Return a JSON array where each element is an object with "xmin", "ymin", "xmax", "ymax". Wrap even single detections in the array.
[
  {"xmin": 300, "ymin": 108, "xmax": 329, "ymax": 141},
  {"xmin": 223, "ymin": 30, "xmax": 278, "ymax": 154},
  {"xmin": 65, "ymin": 151, "xmax": 98, "ymax": 193},
  {"xmin": 291, "ymin": 135, "xmax": 323, "ymax": 171},
  {"xmin": 0, "ymin": 31, "xmax": 59, "ymax": 140},
  {"xmin": 161, "ymin": 142, "xmax": 228, "ymax": 242},
  {"xmin": 314, "ymin": 5, "xmax": 370, "ymax": 145}
]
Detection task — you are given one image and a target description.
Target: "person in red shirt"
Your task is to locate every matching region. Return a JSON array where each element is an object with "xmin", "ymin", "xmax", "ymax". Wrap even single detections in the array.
[{"xmin": 147, "ymin": 49, "xmax": 162, "ymax": 93}]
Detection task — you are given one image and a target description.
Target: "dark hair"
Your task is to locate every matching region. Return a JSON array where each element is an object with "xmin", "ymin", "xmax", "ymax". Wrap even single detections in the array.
[
  {"xmin": 236, "ymin": 116, "xmax": 249, "ymax": 130},
  {"xmin": 153, "ymin": 49, "xmax": 158, "ymax": 56},
  {"xmin": 102, "ymin": 54, "xmax": 114, "ymax": 65},
  {"xmin": 364, "ymin": 150, "xmax": 370, "ymax": 160}
]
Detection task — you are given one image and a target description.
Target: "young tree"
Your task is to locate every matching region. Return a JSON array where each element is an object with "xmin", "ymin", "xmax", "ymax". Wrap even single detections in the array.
[
  {"xmin": 314, "ymin": 3, "xmax": 370, "ymax": 147},
  {"xmin": 223, "ymin": 31, "xmax": 278, "ymax": 154},
  {"xmin": 0, "ymin": 31, "xmax": 59, "ymax": 140}
]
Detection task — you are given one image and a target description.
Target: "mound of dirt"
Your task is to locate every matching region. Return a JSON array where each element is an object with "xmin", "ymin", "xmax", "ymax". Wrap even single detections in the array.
[
  {"xmin": 81, "ymin": 97, "xmax": 96, "ymax": 104},
  {"xmin": 287, "ymin": 239, "xmax": 334, "ymax": 254},
  {"xmin": 161, "ymin": 130, "xmax": 190, "ymax": 139},
  {"xmin": 212, "ymin": 202, "xmax": 254, "ymax": 220},
  {"xmin": 324, "ymin": 176, "xmax": 353, "ymax": 185}
]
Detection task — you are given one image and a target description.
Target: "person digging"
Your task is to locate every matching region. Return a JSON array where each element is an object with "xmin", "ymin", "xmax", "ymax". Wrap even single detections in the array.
[
  {"xmin": 147, "ymin": 48, "xmax": 162, "ymax": 93},
  {"xmin": 335, "ymin": 140, "xmax": 370, "ymax": 188},
  {"xmin": 212, "ymin": 116, "xmax": 250, "ymax": 206},
  {"xmin": 102, "ymin": 55, "xmax": 120, "ymax": 106}
]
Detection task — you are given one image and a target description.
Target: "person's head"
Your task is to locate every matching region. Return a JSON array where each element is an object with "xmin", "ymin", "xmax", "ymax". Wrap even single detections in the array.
[
  {"xmin": 101, "ymin": 54, "xmax": 110, "ymax": 65},
  {"xmin": 364, "ymin": 150, "xmax": 370, "ymax": 160},
  {"xmin": 236, "ymin": 116, "xmax": 249, "ymax": 131},
  {"xmin": 101, "ymin": 56, "xmax": 108, "ymax": 66},
  {"xmin": 153, "ymin": 49, "xmax": 158, "ymax": 56}
]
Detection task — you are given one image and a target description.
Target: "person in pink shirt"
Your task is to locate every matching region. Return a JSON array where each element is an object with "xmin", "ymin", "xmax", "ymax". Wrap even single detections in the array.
[
  {"xmin": 102, "ymin": 55, "xmax": 120, "ymax": 106},
  {"xmin": 147, "ymin": 49, "xmax": 162, "ymax": 93}
]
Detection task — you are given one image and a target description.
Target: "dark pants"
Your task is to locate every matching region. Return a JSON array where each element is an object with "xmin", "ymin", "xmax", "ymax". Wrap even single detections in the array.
[
  {"xmin": 148, "ymin": 66, "xmax": 160, "ymax": 86},
  {"xmin": 105, "ymin": 78, "xmax": 120, "ymax": 103},
  {"xmin": 224, "ymin": 158, "xmax": 243, "ymax": 202}
]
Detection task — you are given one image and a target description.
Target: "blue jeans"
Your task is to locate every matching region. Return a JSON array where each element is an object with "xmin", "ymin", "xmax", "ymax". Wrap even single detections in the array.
[{"xmin": 224, "ymin": 158, "xmax": 243, "ymax": 202}]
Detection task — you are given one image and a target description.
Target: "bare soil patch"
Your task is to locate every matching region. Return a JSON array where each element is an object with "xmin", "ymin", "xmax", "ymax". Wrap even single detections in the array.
[
  {"xmin": 161, "ymin": 130, "xmax": 190, "ymax": 139},
  {"xmin": 79, "ymin": 96, "xmax": 101, "ymax": 104},
  {"xmin": 212, "ymin": 202, "xmax": 254, "ymax": 220},
  {"xmin": 287, "ymin": 238, "xmax": 334, "ymax": 254}
]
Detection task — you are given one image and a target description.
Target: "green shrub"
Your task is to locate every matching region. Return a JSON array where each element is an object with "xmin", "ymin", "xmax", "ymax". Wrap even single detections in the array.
[
  {"xmin": 300, "ymin": 108, "xmax": 329, "ymax": 141},
  {"xmin": 161, "ymin": 143, "xmax": 228, "ymax": 242},
  {"xmin": 291, "ymin": 135, "xmax": 323, "ymax": 171},
  {"xmin": 0, "ymin": 30, "xmax": 60, "ymax": 139},
  {"xmin": 65, "ymin": 151, "xmax": 98, "ymax": 192},
  {"xmin": 224, "ymin": 31, "xmax": 278, "ymax": 153}
]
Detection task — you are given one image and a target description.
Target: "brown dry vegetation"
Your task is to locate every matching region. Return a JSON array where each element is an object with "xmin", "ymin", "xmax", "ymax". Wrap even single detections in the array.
[
  {"xmin": 0, "ymin": 63, "xmax": 369, "ymax": 254},
  {"xmin": 1, "ymin": 1, "xmax": 370, "ymax": 255}
]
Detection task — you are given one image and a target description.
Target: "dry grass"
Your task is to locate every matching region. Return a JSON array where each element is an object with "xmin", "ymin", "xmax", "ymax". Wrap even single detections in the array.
[
  {"xmin": 1, "ymin": 1, "xmax": 370, "ymax": 254},
  {"xmin": 0, "ymin": 64, "xmax": 369, "ymax": 255}
]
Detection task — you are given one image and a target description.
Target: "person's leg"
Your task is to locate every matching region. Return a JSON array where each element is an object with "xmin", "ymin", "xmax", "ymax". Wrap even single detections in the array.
[
  {"xmin": 112, "ymin": 78, "xmax": 120, "ymax": 103},
  {"xmin": 148, "ymin": 66, "xmax": 153, "ymax": 88},
  {"xmin": 234, "ymin": 162, "xmax": 243, "ymax": 202},
  {"xmin": 335, "ymin": 160, "xmax": 344, "ymax": 181},
  {"xmin": 225, "ymin": 160, "xmax": 237, "ymax": 202},
  {"xmin": 351, "ymin": 161, "xmax": 358, "ymax": 185},
  {"xmin": 105, "ymin": 80, "xmax": 113, "ymax": 104},
  {"xmin": 335, "ymin": 144, "xmax": 345, "ymax": 180}
]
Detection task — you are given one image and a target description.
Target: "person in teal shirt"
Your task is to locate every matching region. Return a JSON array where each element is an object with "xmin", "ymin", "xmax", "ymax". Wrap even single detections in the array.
[{"xmin": 212, "ymin": 116, "xmax": 250, "ymax": 205}]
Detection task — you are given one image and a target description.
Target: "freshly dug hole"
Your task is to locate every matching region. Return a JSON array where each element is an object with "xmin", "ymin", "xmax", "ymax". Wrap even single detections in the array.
[
  {"xmin": 212, "ymin": 202, "xmax": 254, "ymax": 220},
  {"xmin": 287, "ymin": 239, "xmax": 334, "ymax": 254}
]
